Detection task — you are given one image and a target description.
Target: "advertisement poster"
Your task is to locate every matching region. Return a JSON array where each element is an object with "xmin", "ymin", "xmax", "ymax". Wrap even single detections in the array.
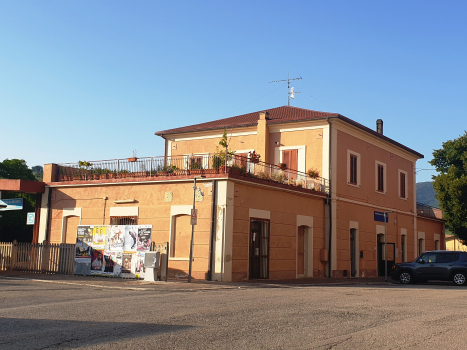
[
  {"xmin": 107, "ymin": 251, "xmax": 122, "ymax": 277},
  {"xmin": 77, "ymin": 226, "xmax": 93, "ymax": 245},
  {"xmin": 107, "ymin": 226, "xmax": 124, "ymax": 251},
  {"xmin": 135, "ymin": 252, "xmax": 145, "ymax": 279},
  {"xmin": 123, "ymin": 226, "xmax": 138, "ymax": 251},
  {"xmin": 137, "ymin": 226, "xmax": 152, "ymax": 251},
  {"xmin": 93, "ymin": 226, "xmax": 106, "ymax": 249},
  {"xmin": 121, "ymin": 252, "xmax": 135, "ymax": 278},
  {"xmin": 90, "ymin": 249, "xmax": 105, "ymax": 275},
  {"xmin": 75, "ymin": 225, "xmax": 152, "ymax": 278}
]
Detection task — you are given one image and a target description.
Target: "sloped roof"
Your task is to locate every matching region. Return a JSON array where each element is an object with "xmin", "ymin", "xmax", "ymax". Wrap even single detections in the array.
[
  {"xmin": 155, "ymin": 106, "xmax": 338, "ymax": 136},
  {"xmin": 155, "ymin": 105, "xmax": 423, "ymax": 158}
]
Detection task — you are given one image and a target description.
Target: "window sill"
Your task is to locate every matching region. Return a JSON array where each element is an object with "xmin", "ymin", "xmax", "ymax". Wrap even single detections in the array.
[
  {"xmin": 398, "ymin": 196, "xmax": 408, "ymax": 201},
  {"xmin": 347, "ymin": 182, "xmax": 360, "ymax": 188},
  {"xmin": 376, "ymin": 190, "xmax": 387, "ymax": 195}
]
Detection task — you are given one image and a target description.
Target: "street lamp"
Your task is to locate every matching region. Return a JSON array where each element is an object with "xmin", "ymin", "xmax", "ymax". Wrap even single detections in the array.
[
  {"xmin": 188, "ymin": 175, "xmax": 206, "ymax": 283},
  {"xmin": 384, "ymin": 211, "xmax": 393, "ymax": 282}
]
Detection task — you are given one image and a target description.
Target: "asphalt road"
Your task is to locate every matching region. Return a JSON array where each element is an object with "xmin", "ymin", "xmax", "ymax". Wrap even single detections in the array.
[{"xmin": 1, "ymin": 278, "xmax": 467, "ymax": 349}]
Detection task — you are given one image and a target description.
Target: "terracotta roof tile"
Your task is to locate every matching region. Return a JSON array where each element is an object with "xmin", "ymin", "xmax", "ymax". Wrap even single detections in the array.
[
  {"xmin": 155, "ymin": 106, "xmax": 338, "ymax": 136},
  {"xmin": 155, "ymin": 105, "xmax": 423, "ymax": 158}
]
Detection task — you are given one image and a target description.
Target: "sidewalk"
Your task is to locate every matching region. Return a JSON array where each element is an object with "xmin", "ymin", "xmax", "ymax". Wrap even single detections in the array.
[{"xmin": 0, "ymin": 270, "xmax": 394, "ymax": 291}]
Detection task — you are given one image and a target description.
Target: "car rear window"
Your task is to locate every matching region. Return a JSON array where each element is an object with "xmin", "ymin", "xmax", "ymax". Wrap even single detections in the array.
[{"xmin": 438, "ymin": 253, "xmax": 459, "ymax": 263}]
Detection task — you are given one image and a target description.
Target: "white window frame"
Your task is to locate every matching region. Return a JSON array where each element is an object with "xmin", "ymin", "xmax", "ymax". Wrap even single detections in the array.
[
  {"xmin": 347, "ymin": 150, "xmax": 361, "ymax": 187},
  {"xmin": 375, "ymin": 161, "xmax": 387, "ymax": 194},
  {"xmin": 274, "ymin": 145, "xmax": 306, "ymax": 173},
  {"xmin": 398, "ymin": 169, "xmax": 408, "ymax": 200},
  {"xmin": 183, "ymin": 152, "xmax": 210, "ymax": 170}
]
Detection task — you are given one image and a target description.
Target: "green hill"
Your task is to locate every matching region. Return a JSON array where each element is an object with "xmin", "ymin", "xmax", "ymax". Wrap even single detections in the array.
[{"xmin": 416, "ymin": 182, "xmax": 439, "ymax": 208}]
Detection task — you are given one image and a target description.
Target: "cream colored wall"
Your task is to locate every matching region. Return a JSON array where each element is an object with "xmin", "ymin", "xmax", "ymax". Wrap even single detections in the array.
[
  {"xmin": 446, "ymin": 236, "xmax": 467, "ymax": 251},
  {"xmin": 269, "ymin": 128, "xmax": 324, "ymax": 175},
  {"xmin": 169, "ymin": 131, "xmax": 258, "ymax": 159},
  {"xmin": 47, "ymin": 181, "xmax": 214, "ymax": 280}
]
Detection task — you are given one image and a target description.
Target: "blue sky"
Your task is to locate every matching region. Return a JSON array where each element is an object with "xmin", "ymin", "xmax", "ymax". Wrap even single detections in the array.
[{"xmin": 1, "ymin": 1, "xmax": 466, "ymax": 182}]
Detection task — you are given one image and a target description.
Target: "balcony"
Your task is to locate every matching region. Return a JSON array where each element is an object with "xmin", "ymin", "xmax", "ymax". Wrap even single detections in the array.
[{"xmin": 54, "ymin": 154, "xmax": 329, "ymax": 193}]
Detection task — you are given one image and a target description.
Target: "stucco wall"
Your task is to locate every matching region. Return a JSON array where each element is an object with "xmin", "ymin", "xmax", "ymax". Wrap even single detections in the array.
[
  {"xmin": 231, "ymin": 182, "xmax": 326, "ymax": 281},
  {"xmin": 335, "ymin": 129, "xmax": 415, "ymax": 213},
  {"xmin": 47, "ymin": 181, "xmax": 214, "ymax": 280}
]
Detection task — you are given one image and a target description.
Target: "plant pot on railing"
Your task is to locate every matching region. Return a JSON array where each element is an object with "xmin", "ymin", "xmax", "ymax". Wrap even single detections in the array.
[
  {"xmin": 278, "ymin": 163, "xmax": 287, "ymax": 170},
  {"xmin": 127, "ymin": 157, "xmax": 138, "ymax": 162}
]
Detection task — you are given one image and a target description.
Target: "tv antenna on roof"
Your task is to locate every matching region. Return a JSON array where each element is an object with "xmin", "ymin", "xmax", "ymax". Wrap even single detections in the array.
[{"xmin": 269, "ymin": 72, "xmax": 302, "ymax": 106}]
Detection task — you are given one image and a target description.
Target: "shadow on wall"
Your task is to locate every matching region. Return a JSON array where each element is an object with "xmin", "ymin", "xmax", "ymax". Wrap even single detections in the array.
[{"xmin": 0, "ymin": 318, "xmax": 194, "ymax": 349}]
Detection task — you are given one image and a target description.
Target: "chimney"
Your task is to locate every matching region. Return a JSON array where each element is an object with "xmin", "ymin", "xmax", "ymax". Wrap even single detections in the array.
[
  {"xmin": 259, "ymin": 111, "xmax": 269, "ymax": 120},
  {"xmin": 376, "ymin": 119, "xmax": 383, "ymax": 135}
]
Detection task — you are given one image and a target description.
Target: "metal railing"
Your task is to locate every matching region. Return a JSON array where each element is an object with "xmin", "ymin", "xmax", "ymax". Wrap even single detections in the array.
[
  {"xmin": 416, "ymin": 202, "xmax": 443, "ymax": 220},
  {"xmin": 56, "ymin": 154, "xmax": 329, "ymax": 193}
]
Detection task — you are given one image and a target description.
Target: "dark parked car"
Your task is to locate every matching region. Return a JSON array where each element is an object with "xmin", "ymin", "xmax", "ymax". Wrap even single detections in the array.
[{"xmin": 391, "ymin": 250, "xmax": 467, "ymax": 285}]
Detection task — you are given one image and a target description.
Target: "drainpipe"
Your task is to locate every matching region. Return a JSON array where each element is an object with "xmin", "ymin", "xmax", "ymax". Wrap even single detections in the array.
[
  {"xmin": 45, "ymin": 187, "xmax": 52, "ymax": 243},
  {"xmin": 327, "ymin": 118, "xmax": 333, "ymax": 277},
  {"xmin": 207, "ymin": 179, "xmax": 217, "ymax": 280}
]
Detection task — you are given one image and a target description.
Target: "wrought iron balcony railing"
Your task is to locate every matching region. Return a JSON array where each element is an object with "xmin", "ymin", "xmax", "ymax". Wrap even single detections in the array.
[{"xmin": 56, "ymin": 154, "xmax": 329, "ymax": 193}]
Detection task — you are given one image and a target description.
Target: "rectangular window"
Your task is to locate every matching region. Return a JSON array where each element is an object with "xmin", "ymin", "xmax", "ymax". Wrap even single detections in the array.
[
  {"xmin": 350, "ymin": 154, "xmax": 358, "ymax": 185},
  {"xmin": 110, "ymin": 216, "xmax": 138, "ymax": 225},
  {"xmin": 377, "ymin": 164, "xmax": 384, "ymax": 192},
  {"xmin": 400, "ymin": 171, "xmax": 406, "ymax": 199}
]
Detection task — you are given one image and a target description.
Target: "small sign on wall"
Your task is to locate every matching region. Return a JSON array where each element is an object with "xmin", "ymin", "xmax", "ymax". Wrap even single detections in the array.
[
  {"xmin": 164, "ymin": 192, "xmax": 173, "ymax": 202},
  {"xmin": 27, "ymin": 212, "xmax": 35, "ymax": 225},
  {"xmin": 374, "ymin": 211, "xmax": 389, "ymax": 223}
]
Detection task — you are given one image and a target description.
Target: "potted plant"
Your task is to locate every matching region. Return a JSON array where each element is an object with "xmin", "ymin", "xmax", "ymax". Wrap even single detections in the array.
[
  {"xmin": 307, "ymin": 168, "xmax": 319, "ymax": 178},
  {"xmin": 278, "ymin": 163, "xmax": 287, "ymax": 170},
  {"xmin": 127, "ymin": 150, "xmax": 138, "ymax": 162},
  {"xmin": 249, "ymin": 151, "xmax": 261, "ymax": 163}
]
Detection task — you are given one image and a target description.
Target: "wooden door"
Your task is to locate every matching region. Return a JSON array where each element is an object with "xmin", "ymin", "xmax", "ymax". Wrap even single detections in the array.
[{"xmin": 282, "ymin": 149, "xmax": 298, "ymax": 180}]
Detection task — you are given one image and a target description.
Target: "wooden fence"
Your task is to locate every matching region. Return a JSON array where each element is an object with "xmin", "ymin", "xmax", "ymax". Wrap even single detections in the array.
[
  {"xmin": 1, "ymin": 241, "xmax": 169, "ymax": 280},
  {"xmin": 0, "ymin": 241, "xmax": 75, "ymax": 275}
]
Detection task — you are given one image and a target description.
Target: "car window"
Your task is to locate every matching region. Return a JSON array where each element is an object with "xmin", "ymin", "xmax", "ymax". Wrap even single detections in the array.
[
  {"xmin": 438, "ymin": 253, "xmax": 458, "ymax": 263},
  {"xmin": 420, "ymin": 253, "xmax": 437, "ymax": 263}
]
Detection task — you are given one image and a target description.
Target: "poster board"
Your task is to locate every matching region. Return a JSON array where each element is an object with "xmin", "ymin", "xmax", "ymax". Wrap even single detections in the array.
[{"xmin": 74, "ymin": 225, "xmax": 152, "ymax": 278}]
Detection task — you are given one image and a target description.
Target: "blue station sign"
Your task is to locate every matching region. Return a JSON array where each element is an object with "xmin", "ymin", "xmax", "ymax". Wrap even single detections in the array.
[
  {"xmin": 374, "ymin": 211, "xmax": 389, "ymax": 223},
  {"xmin": 0, "ymin": 198, "xmax": 24, "ymax": 211},
  {"xmin": 27, "ymin": 212, "xmax": 35, "ymax": 225}
]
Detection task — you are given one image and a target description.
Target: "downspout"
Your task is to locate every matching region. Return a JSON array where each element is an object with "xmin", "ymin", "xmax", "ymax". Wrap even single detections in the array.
[
  {"xmin": 327, "ymin": 118, "xmax": 333, "ymax": 277},
  {"xmin": 207, "ymin": 179, "xmax": 217, "ymax": 280},
  {"xmin": 45, "ymin": 186, "xmax": 52, "ymax": 243}
]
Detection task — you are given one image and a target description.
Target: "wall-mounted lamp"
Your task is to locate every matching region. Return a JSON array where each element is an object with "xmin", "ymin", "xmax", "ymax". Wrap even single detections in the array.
[{"xmin": 274, "ymin": 141, "xmax": 280, "ymax": 145}]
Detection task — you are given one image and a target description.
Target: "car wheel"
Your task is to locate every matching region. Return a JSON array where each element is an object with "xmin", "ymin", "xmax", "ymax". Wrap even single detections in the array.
[
  {"xmin": 453, "ymin": 272, "xmax": 467, "ymax": 286},
  {"xmin": 399, "ymin": 271, "xmax": 412, "ymax": 284}
]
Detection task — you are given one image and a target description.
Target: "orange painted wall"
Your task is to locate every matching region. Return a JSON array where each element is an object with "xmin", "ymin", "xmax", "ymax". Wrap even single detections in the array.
[
  {"xmin": 231, "ymin": 182, "xmax": 326, "ymax": 281},
  {"xmin": 335, "ymin": 129, "xmax": 415, "ymax": 213},
  {"xmin": 48, "ymin": 181, "xmax": 213, "ymax": 280},
  {"xmin": 416, "ymin": 217, "xmax": 445, "ymax": 252},
  {"xmin": 334, "ymin": 201, "xmax": 418, "ymax": 277}
]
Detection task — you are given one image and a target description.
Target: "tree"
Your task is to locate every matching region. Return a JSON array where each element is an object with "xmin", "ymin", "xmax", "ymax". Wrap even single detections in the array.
[
  {"xmin": 0, "ymin": 159, "xmax": 36, "ymax": 181},
  {"xmin": 31, "ymin": 165, "xmax": 44, "ymax": 181},
  {"xmin": 0, "ymin": 159, "xmax": 37, "ymax": 242},
  {"xmin": 430, "ymin": 131, "xmax": 467, "ymax": 243}
]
